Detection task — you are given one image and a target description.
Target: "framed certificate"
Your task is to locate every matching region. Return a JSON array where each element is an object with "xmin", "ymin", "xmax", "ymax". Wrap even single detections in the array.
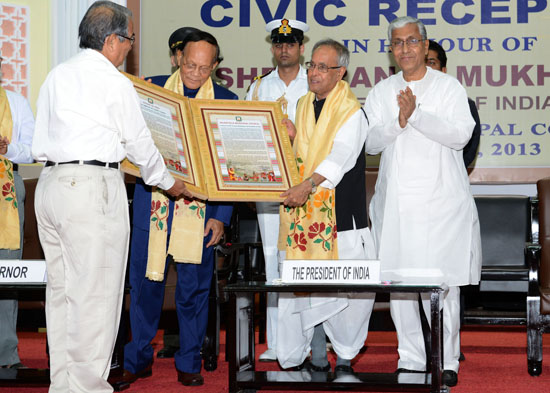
[
  {"xmin": 121, "ymin": 73, "xmax": 299, "ymax": 202},
  {"xmin": 188, "ymin": 98, "xmax": 299, "ymax": 201}
]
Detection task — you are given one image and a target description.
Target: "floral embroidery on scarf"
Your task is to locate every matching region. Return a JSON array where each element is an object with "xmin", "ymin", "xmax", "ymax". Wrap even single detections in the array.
[
  {"xmin": 180, "ymin": 199, "xmax": 205, "ymax": 220},
  {"xmin": 286, "ymin": 157, "xmax": 337, "ymax": 254},
  {"xmin": 0, "ymin": 158, "xmax": 16, "ymax": 209},
  {"xmin": 150, "ymin": 199, "xmax": 169, "ymax": 231}
]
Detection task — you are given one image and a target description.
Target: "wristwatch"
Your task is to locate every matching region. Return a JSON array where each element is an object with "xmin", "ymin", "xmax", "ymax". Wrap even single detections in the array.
[{"xmin": 306, "ymin": 176, "xmax": 317, "ymax": 194}]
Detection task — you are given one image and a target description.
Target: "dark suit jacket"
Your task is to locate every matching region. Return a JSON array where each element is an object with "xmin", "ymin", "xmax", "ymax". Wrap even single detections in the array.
[{"xmin": 463, "ymin": 98, "xmax": 481, "ymax": 168}]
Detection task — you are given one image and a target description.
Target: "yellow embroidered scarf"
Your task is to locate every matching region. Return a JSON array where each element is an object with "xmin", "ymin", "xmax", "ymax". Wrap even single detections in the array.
[
  {"xmin": 279, "ymin": 80, "xmax": 360, "ymax": 260},
  {"xmin": 146, "ymin": 70, "xmax": 214, "ymax": 281},
  {"xmin": 163, "ymin": 68, "xmax": 214, "ymax": 99},
  {"xmin": 0, "ymin": 86, "xmax": 19, "ymax": 250}
]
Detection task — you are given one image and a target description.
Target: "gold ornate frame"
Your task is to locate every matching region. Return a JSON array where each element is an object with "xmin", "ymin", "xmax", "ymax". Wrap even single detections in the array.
[
  {"xmin": 121, "ymin": 73, "xmax": 299, "ymax": 201},
  {"xmin": 188, "ymin": 98, "xmax": 299, "ymax": 201}
]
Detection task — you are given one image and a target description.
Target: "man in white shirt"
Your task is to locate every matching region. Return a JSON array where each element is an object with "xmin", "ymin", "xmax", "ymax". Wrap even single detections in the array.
[
  {"xmin": 0, "ymin": 53, "xmax": 35, "ymax": 370},
  {"xmin": 245, "ymin": 18, "xmax": 309, "ymax": 362},
  {"xmin": 364, "ymin": 16, "xmax": 481, "ymax": 388},
  {"xmin": 32, "ymin": 2, "xmax": 189, "ymax": 392}
]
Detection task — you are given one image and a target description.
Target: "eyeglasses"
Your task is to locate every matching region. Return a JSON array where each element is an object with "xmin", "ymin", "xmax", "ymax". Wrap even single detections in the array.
[
  {"xmin": 117, "ymin": 33, "xmax": 135, "ymax": 45},
  {"xmin": 182, "ymin": 62, "xmax": 213, "ymax": 75},
  {"xmin": 305, "ymin": 61, "xmax": 341, "ymax": 73},
  {"xmin": 391, "ymin": 38, "xmax": 424, "ymax": 49}
]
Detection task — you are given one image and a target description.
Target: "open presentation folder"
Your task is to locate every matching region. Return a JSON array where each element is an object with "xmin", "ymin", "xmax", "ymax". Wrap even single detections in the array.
[{"xmin": 121, "ymin": 72, "xmax": 300, "ymax": 202}]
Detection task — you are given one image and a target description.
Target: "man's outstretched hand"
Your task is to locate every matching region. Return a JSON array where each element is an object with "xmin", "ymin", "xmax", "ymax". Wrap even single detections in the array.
[{"xmin": 166, "ymin": 179, "xmax": 193, "ymax": 199}]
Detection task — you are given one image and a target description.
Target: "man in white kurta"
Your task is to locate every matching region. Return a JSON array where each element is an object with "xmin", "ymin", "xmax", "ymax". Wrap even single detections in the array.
[
  {"xmin": 32, "ymin": 3, "xmax": 189, "ymax": 392},
  {"xmin": 245, "ymin": 18, "xmax": 309, "ymax": 362},
  {"xmin": 277, "ymin": 39, "xmax": 375, "ymax": 372},
  {"xmin": 364, "ymin": 16, "xmax": 481, "ymax": 387}
]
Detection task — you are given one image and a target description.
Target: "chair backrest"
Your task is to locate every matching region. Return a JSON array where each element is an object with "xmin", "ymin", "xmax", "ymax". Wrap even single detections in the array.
[
  {"xmin": 537, "ymin": 178, "xmax": 550, "ymax": 290},
  {"xmin": 474, "ymin": 195, "xmax": 532, "ymax": 267}
]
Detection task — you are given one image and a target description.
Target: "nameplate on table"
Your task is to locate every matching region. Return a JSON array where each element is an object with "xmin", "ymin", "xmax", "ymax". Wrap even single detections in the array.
[
  {"xmin": 280, "ymin": 259, "xmax": 381, "ymax": 284},
  {"xmin": 0, "ymin": 260, "xmax": 47, "ymax": 283}
]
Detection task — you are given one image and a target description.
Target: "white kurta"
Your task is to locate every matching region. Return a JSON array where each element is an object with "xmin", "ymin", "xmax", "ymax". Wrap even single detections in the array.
[
  {"xmin": 245, "ymin": 66, "xmax": 308, "ymax": 353},
  {"xmin": 277, "ymin": 109, "xmax": 376, "ymax": 369},
  {"xmin": 3, "ymin": 90, "xmax": 34, "ymax": 164},
  {"xmin": 364, "ymin": 67, "xmax": 481, "ymax": 287}
]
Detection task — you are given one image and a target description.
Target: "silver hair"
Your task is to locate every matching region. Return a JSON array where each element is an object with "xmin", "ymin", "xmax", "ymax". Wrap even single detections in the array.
[
  {"xmin": 388, "ymin": 16, "xmax": 427, "ymax": 41},
  {"xmin": 311, "ymin": 38, "xmax": 350, "ymax": 68},
  {"xmin": 79, "ymin": 1, "xmax": 132, "ymax": 50}
]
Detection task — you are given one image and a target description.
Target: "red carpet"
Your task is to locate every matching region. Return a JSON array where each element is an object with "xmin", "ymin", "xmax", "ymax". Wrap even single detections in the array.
[{"xmin": 5, "ymin": 326, "xmax": 550, "ymax": 392}]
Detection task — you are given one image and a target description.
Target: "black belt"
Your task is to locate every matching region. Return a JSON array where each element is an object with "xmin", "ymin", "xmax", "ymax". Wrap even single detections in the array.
[
  {"xmin": 45, "ymin": 160, "xmax": 120, "ymax": 169},
  {"xmin": 12, "ymin": 163, "xmax": 18, "ymax": 172}
]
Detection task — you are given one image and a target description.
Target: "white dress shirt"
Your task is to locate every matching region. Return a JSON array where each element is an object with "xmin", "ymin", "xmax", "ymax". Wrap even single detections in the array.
[
  {"xmin": 32, "ymin": 49, "xmax": 174, "ymax": 190},
  {"xmin": 4, "ymin": 89, "xmax": 34, "ymax": 164}
]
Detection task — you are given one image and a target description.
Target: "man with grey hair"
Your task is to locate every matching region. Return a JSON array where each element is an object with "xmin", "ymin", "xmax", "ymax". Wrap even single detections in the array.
[
  {"xmin": 364, "ymin": 16, "xmax": 481, "ymax": 387},
  {"xmin": 277, "ymin": 39, "xmax": 375, "ymax": 374},
  {"xmin": 32, "ymin": 1, "xmax": 189, "ymax": 392}
]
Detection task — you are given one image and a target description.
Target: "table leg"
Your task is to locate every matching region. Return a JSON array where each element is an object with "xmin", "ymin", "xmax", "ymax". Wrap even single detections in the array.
[
  {"xmin": 430, "ymin": 290, "xmax": 447, "ymax": 393},
  {"xmin": 228, "ymin": 292, "xmax": 238, "ymax": 393},
  {"xmin": 228, "ymin": 292, "xmax": 255, "ymax": 393}
]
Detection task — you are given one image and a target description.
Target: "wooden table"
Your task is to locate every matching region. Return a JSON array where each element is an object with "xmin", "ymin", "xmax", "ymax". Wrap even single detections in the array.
[{"xmin": 225, "ymin": 281, "xmax": 449, "ymax": 393}]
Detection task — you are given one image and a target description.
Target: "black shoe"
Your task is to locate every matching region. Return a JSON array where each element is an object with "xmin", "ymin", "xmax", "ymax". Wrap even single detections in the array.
[
  {"xmin": 459, "ymin": 352, "xmax": 465, "ymax": 361},
  {"xmin": 334, "ymin": 365, "xmax": 354, "ymax": 374},
  {"xmin": 298, "ymin": 360, "xmax": 331, "ymax": 372},
  {"xmin": 121, "ymin": 362, "xmax": 153, "ymax": 384},
  {"xmin": 443, "ymin": 370, "xmax": 458, "ymax": 387},
  {"xmin": 157, "ymin": 346, "xmax": 178, "ymax": 358},
  {"xmin": 334, "ymin": 364, "xmax": 360, "ymax": 382},
  {"xmin": 395, "ymin": 368, "xmax": 424, "ymax": 374},
  {"xmin": 177, "ymin": 370, "xmax": 204, "ymax": 386}
]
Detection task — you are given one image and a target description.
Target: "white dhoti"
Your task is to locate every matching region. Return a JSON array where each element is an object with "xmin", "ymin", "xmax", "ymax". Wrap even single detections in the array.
[
  {"xmin": 276, "ymin": 226, "xmax": 376, "ymax": 369},
  {"xmin": 256, "ymin": 201, "xmax": 285, "ymax": 352},
  {"xmin": 35, "ymin": 164, "xmax": 129, "ymax": 393},
  {"xmin": 390, "ymin": 286, "xmax": 461, "ymax": 372}
]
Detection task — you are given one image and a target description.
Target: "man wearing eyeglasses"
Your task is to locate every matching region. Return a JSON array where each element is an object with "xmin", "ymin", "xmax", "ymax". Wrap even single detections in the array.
[
  {"xmin": 32, "ymin": 2, "xmax": 191, "ymax": 392},
  {"xmin": 124, "ymin": 28, "xmax": 236, "ymax": 388},
  {"xmin": 244, "ymin": 18, "xmax": 309, "ymax": 363},
  {"xmin": 364, "ymin": 16, "xmax": 481, "ymax": 387},
  {"xmin": 276, "ymin": 39, "xmax": 376, "ymax": 375},
  {"xmin": 133, "ymin": 27, "xmax": 200, "ymax": 362}
]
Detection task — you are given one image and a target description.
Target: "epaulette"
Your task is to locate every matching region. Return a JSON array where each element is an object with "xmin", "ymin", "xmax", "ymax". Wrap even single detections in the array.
[
  {"xmin": 246, "ymin": 68, "xmax": 275, "ymax": 94},
  {"xmin": 255, "ymin": 68, "xmax": 274, "ymax": 81}
]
